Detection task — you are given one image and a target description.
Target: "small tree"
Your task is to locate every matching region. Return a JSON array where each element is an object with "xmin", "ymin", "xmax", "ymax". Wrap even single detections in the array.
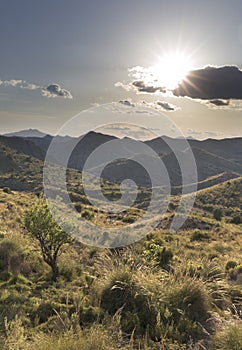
[{"xmin": 23, "ymin": 199, "xmax": 72, "ymax": 282}]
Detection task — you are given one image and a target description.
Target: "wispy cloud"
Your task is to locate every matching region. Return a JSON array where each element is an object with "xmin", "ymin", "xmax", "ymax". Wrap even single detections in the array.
[
  {"xmin": 100, "ymin": 123, "xmax": 157, "ymax": 140},
  {"xmin": 114, "ymin": 81, "xmax": 133, "ymax": 92},
  {"xmin": 186, "ymin": 128, "xmax": 223, "ymax": 139},
  {"xmin": 0, "ymin": 78, "xmax": 73, "ymax": 99},
  {"xmin": 0, "ymin": 79, "xmax": 39, "ymax": 89},
  {"xmin": 115, "ymin": 65, "xmax": 166, "ymax": 95},
  {"xmin": 21, "ymin": 82, "xmax": 40, "ymax": 90}
]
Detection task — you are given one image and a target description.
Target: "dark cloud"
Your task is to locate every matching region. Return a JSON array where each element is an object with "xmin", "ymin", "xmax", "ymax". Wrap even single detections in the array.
[
  {"xmin": 42, "ymin": 84, "xmax": 73, "ymax": 99},
  {"xmin": 119, "ymin": 100, "xmax": 135, "ymax": 107},
  {"xmin": 209, "ymin": 99, "xmax": 230, "ymax": 106},
  {"xmin": 157, "ymin": 101, "xmax": 176, "ymax": 111},
  {"xmin": 173, "ymin": 66, "xmax": 242, "ymax": 100},
  {"xmin": 132, "ymin": 80, "xmax": 166, "ymax": 94},
  {"xmin": 138, "ymin": 100, "xmax": 179, "ymax": 112}
]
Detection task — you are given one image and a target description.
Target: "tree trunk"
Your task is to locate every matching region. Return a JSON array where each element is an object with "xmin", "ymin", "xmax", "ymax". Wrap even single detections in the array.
[{"xmin": 51, "ymin": 262, "xmax": 59, "ymax": 282}]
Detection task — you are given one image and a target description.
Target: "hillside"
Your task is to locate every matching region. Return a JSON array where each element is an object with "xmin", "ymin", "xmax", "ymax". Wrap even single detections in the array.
[
  {"xmin": 0, "ymin": 135, "xmax": 45, "ymax": 161},
  {"xmin": 0, "ymin": 141, "xmax": 43, "ymax": 192},
  {"xmin": 195, "ymin": 176, "xmax": 242, "ymax": 216},
  {"xmin": 162, "ymin": 147, "xmax": 242, "ymax": 187},
  {"xmin": 0, "ymin": 181, "xmax": 241, "ymax": 349},
  {"xmin": 147, "ymin": 135, "xmax": 242, "ymax": 163},
  {"xmin": 88, "ymin": 145, "xmax": 242, "ymax": 190},
  {"xmin": 0, "ymin": 134, "xmax": 241, "ymax": 349}
]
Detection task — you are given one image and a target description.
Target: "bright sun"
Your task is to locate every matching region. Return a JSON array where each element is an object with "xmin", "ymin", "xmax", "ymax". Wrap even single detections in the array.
[{"xmin": 153, "ymin": 53, "xmax": 193, "ymax": 90}]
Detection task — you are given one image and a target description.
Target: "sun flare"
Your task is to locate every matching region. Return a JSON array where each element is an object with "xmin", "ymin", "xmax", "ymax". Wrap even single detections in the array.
[{"xmin": 153, "ymin": 53, "xmax": 193, "ymax": 90}]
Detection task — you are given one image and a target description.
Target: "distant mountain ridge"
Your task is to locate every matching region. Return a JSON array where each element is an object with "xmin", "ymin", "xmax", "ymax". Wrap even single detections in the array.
[
  {"xmin": 4, "ymin": 128, "xmax": 242, "ymax": 162},
  {"xmin": 0, "ymin": 129, "xmax": 241, "ymax": 193},
  {"xmin": 4, "ymin": 128, "xmax": 48, "ymax": 138}
]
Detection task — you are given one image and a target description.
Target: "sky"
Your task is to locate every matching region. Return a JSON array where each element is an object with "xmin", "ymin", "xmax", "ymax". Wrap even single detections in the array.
[{"xmin": 1, "ymin": 0, "xmax": 242, "ymax": 139}]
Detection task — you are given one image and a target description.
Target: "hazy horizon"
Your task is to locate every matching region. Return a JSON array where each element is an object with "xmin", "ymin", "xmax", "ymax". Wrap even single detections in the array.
[{"xmin": 2, "ymin": 126, "xmax": 242, "ymax": 142}]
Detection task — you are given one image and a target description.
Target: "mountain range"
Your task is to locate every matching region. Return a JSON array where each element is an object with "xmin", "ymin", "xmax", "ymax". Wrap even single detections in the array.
[{"xmin": 0, "ymin": 129, "xmax": 241, "ymax": 193}]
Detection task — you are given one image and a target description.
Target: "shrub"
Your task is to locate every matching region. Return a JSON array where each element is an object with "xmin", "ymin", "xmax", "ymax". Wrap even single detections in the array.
[
  {"xmin": 0, "ymin": 270, "xmax": 12, "ymax": 281},
  {"xmin": 59, "ymin": 260, "xmax": 78, "ymax": 282},
  {"xmin": 0, "ymin": 239, "xmax": 22, "ymax": 272},
  {"xmin": 186, "ymin": 261, "xmax": 203, "ymax": 278},
  {"xmin": 35, "ymin": 302, "xmax": 55, "ymax": 324},
  {"xmin": 164, "ymin": 277, "xmax": 211, "ymax": 342},
  {"xmin": 231, "ymin": 215, "xmax": 241, "ymax": 224},
  {"xmin": 190, "ymin": 230, "xmax": 211, "ymax": 242},
  {"xmin": 3, "ymin": 315, "xmax": 26, "ymax": 350},
  {"xmin": 225, "ymin": 260, "xmax": 237, "ymax": 271},
  {"xmin": 100, "ymin": 268, "xmax": 158, "ymax": 337},
  {"xmin": 228, "ymin": 264, "xmax": 242, "ymax": 281},
  {"xmin": 8, "ymin": 254, "xmax": 21, "ymax": 276},
  {"xmin": 211, "ymin": 322, "xmax": 242, "ymax": 350},
  {"xmin": 142, "ymin": 240, "xmax": 173, "ymax": 269},
  {"xmin": 202, "ymin": 204, "xmax": 214, "ymax": 212},
  {"xmin": 2, "ymin": 187, "xmax": 12, "ymax": 194},
  {"xmin": 213, "ymin": 208, "xmax": 222, "ymax": 221},
  {"xmin": 81, "ymin": 210, "xmax": 94, "ymax": 220},
  {"xmin": 74, "ymin": 203, "xmax": 83, "ymax": 213},
  {"xmin": 79, "ymin": 306, "xmax": 101, "ymax": 326},
  {"xmin": 122, "ymin": 215, "xmax": 136, "ymax": 224}
]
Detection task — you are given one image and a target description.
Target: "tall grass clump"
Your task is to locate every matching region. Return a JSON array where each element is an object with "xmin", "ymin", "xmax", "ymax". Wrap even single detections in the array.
[
  {"xmin": 100, "ymin": 265, "xmax": 160, "ymax": 338},
  {"xmin": 211, "ymin": 321, "xmax": 242, "ymax": 350},
  {"xmin": 2, "ymin": 324, "xmax": 119, "ymax": 350}
]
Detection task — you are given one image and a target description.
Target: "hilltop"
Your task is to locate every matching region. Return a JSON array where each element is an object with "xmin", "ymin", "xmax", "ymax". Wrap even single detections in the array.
[{"xmin": 4, "ymin": 128, "xmax": 48, "ymax": 138}]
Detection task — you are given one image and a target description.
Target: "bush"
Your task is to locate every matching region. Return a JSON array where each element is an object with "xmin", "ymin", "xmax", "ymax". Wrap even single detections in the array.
[
  {"xmin": 34, "ymin": 302, "xmax": 56, "ymax": 324},
  {"xmin": 213, "ymin": 208, "xmax": 222, "ymax": 221},
  {"xmin": 59, "ymin": 261, "xmax": 77, "ymax": 282},
  {"xmin": 0, "ymin": 270, "xmax": 12, "ymax": 281},
  {"xmin": 164, "ymin": 277, "xmax": 211, "ymax": 342},
  {"xmin": 3, "ymin": 315, "xmax": 26, "ymax": 349},
  {"xmin": 100, "ymin": 268, "xmax": 158, "ymax": 337},
  {"xmin": 79, "ymin": 306, "xmax": 101, "ymax": 326},
  {"xmin": 2, "ymin": 187, "xmax": 12, "ymax": 194},
  {"xmin": 122, "ymin": 215, "xmax": 136, "ymax": 224},
  {"xmin": 0, "ymin": 239, "xmax": 22, "ymax": 272},
  {"xmin": 74, "ymin": 203, "xmax": 83, "ymax": 213},
  {"xmin": 211, "ymin": 322, "xmax": 242, "ymax": 350},
  {"xmin": 231, "ymin": 215, "xmax": 241, "ymax": 224},
  {"xmin": 225, "ymin": 260, "xmax": 237, "ymax": 271},
  {"xmin": 228, "ymin": 264, "xmax": 242, "ymax": 281},
  {"xmin": 190, "ymin": 230, "xmax": 211, "ymax": 242},
  {"xmin": 142, "ymin": 240, "xmax": 173, "ymax": 269},
  {"xmin": 81, "ymin": 210, "xmax": 94, "ymax": 220}
]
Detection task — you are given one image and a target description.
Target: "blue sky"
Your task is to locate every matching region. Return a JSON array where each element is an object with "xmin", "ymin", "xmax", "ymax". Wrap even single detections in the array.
[{"xmin": 1, "ymin": 0, "xmax": 242, "ymax": 138}]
